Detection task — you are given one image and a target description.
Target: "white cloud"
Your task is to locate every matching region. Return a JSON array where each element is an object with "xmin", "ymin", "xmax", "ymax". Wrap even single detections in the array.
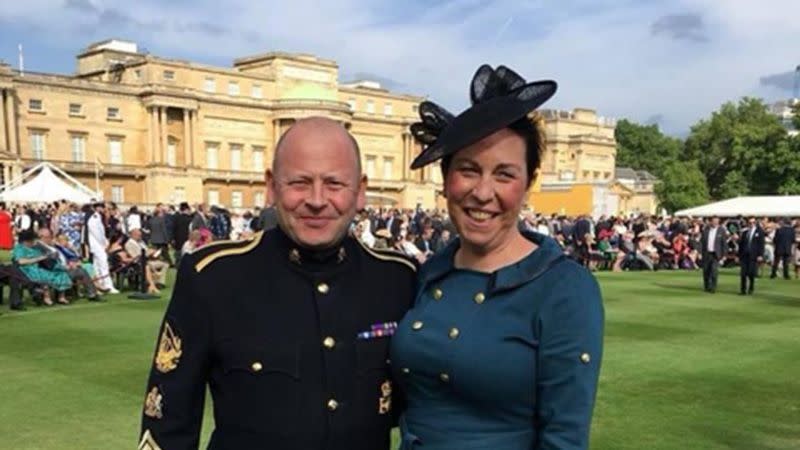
[{"xmin": 2, "ymin": 0, "xmax": 798, "ymax": 135}]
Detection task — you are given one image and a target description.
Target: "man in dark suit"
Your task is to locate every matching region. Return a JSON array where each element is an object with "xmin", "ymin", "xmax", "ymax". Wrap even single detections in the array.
[
  {"xmin": 738, "ymin": 216, "xmax": 765, "ymax": 295},
  {"xmin": 771, "ymin": 218, "xmax": 795, "ymax": 280},
  {"xmin": 700, "ymin": 216, "xmax": 727, "ymax": 293}
]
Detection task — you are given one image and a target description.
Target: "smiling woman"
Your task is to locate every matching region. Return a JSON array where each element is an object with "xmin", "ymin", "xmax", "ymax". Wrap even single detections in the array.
[{"xmin": 390, "ymin": 64, "xmax": 605, "ymax": 450}]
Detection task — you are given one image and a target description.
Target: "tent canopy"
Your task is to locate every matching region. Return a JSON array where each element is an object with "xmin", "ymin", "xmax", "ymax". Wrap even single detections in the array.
[
  {"xmin": 0, "ymin": 163, "xmax": 100, "ymax": 204},
  {"xmin": 674, "ymin": 196, "xmax": 800, "ymax": 217}
]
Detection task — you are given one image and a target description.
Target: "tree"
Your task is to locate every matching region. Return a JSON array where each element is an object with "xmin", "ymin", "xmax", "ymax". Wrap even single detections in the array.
[
  {"xmin": 654, "ymin": 160, "xmax": 709, "ymax": 214},
  {"xmin": 684, "ymin": 97, "xmax": 790, "ymax": 199},
  {"xmin": 614, "ymin": 119, "xmax": 682, "ymax": 178}
]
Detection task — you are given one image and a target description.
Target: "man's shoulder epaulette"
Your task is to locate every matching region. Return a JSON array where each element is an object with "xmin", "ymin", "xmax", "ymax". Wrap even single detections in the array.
[
  {"xmin": 356, "ymin": 239, "xmax": 417, "ymax": 272},
  {"xmin": 194, "ymin": 232, "xmax": 264, "ymax": 272}
]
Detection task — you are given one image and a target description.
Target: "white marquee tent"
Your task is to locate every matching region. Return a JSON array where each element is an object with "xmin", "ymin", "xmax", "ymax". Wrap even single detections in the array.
[
  {"xmin": 674, "ymin": 196, "xmax": 800, "ymax": 217},
  {"xmin": 0, "ymin": 162, "xmax": 101, "ymax": 204}
]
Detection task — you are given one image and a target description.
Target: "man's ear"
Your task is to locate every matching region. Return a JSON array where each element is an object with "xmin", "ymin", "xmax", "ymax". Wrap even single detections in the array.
[
  {"xmin": 356, "ymin": 174, "xmax": 368, "ymax": 211},
  {"xmin": 266, "ymin": 169, "xmax": 276, "ymax": 206}
]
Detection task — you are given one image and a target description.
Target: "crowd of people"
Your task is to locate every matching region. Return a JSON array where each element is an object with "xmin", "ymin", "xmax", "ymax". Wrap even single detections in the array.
[{"xmin": 2, "ymin": 197, "xmax": 797, "ymax": 311}]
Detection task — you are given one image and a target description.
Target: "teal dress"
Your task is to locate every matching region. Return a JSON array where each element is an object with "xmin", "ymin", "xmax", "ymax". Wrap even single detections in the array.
[
  {"xmin": 12, "ymin": 244, "xmax": 73, "ymax": 291},
  {"xmin": 390, "ymin": 231, "xmax": 604, "ymax": 450}
]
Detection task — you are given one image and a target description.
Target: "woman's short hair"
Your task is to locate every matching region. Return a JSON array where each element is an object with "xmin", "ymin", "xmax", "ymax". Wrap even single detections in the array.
[
  {"xmin": 18, "ymin": 229, "xmax": 37, "ymax": 243},
  {"xmin": 439, "ymin": 114, "xmax": 546, "ymax": 189}
]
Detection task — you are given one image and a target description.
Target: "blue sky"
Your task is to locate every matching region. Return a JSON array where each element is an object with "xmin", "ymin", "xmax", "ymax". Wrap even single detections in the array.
[{"xmin": 1, "ymin": 0, "xmax": 798, "ymax": 136}]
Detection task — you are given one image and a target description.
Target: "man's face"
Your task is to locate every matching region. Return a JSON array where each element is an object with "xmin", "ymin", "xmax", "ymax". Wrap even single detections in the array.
[
  {"xmin": 38, "ymin": 230, "xmax": 53, "ymax": 243},
  {"xmin": 267, "ymin": 119, "xmax": 366, "ymax": 250}
]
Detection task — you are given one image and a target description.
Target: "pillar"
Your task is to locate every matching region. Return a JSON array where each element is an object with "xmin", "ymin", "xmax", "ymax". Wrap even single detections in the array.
[
  {"xmin": 0, "ymin": 91, "xmax": 7, "ymax": 152},
  {"xmin": 148, "ymin": 107, "xmax": 156, "ymax": 164},
  {"xmin": 5, "ymin": 90, "xmax": 18, "ymax": 155},
  {"xmin": 159, "ymin": 107, "xmax": 168, "ymax": 165},
  {"xmin": 183, "ymin": 109, "xmax": 190, "ymax": 167}
]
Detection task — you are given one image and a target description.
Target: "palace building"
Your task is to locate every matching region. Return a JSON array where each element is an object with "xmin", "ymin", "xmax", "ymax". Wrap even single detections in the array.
[
  {"xmin": 0, "ymin": 39, "xmax": 439, "ymax": 209},
  {"xmin": 0, "ymin": 39, "xmax": 657, "ymax": 215}
]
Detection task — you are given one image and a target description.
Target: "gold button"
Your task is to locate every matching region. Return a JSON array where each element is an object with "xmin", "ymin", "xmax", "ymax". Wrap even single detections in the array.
[
  {"xmin": 412, "ymin": 321, "xmax": 424, "ymax": 330},
  {"xmin": 402, "ymin": 367, "xmax": 411, "ymax": 374},
  {"xmin": 439, "ymin": 373, "xmax": 450, "ymax": 382},
  {"xmin": 323, "ymin": 337, "xmax": 336, "ymax": 349},
  {"xmin": 251, "ymin": 362, "xmax": 263, "ymax": 372},
  {"xmin": 327, "ymin": 399, "xmax": 339, "ymax": 411},
  {"xmin": 448, "ymin": 328, "xmax": 460, "ymax": 339},
  {"xmin": 474, "ymin": 292, "xmax": 486, "ymax": 304},
  {"xmin": 317, "ymin": 283, "xmax": 330, "ymax": 294},
  {"xmin": 580, "ymin": 353, "xmax": 591, "ymax": 364},
  {"xmin": 432, "ymin": 288, "xmax": 443, "ymax": 300}
]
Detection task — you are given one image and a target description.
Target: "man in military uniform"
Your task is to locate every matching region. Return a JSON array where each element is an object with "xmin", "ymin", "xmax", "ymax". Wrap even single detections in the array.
[{"xmin": 139, "ymin": 117, "xmax": 416, "ymax": 450}]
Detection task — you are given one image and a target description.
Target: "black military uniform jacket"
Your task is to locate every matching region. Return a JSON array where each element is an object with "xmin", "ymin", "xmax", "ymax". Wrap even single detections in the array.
[{"xmin": 138, "ymin": 227, "xmax": 416, "ymax": 450}]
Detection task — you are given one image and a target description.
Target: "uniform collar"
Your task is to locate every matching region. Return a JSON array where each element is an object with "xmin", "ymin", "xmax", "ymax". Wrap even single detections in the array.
[
  {"xmin": 274, "ymin": 225, "xmax": 349, "ymax": 269},
  {"xmin": 419, "ymin": 230, "xmax": 566, "ymax": 294}
]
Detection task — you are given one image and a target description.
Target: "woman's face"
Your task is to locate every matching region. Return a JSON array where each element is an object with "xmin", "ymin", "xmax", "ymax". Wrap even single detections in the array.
[{"xmin": 444, "ymin": 128, "xmax": 529, "ymax": 253}]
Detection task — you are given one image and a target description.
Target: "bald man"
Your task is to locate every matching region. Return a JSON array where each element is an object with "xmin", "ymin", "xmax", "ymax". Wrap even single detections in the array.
[{"xmin": 139, "ymin": 117, "xmax": 416, "ymax": 450}]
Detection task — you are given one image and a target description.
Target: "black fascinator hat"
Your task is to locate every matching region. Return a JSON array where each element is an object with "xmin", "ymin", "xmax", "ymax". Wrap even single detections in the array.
[{"xmin": 410, "ymin": 64, "xmax": 557, "ymax": 169}]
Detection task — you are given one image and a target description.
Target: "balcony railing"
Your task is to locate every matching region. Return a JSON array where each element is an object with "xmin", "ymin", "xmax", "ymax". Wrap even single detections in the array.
[
  {"xmin": 272, "ymin": 98, "xmax": 351, "ymax": 111},
  {"xmin": 21, "ymin": 158, "xmax": 145, "ymax": 177},
  {"xmin": 203, "ymin": 168, "xmax": 264, "ymax": 183}
]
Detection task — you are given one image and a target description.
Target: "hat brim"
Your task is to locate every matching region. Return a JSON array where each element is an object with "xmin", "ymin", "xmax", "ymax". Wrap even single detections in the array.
[{"xmin": 410, "ymin": 80, "xmax": 556, "ymax": 170}]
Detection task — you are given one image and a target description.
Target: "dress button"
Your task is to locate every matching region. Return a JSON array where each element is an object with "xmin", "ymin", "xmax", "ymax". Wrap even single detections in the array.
[
  {"xmin": 580, "ymin": 353, "xmax": 591, "ymax": 364},
  {"xmin": 432, "ymin": 288, "xmax": 443, "ymax": 300},
  {"xmin": 323, "ymin": 337, "xmax": 336, "ymax": 349},
  {"xmin": 317, "ymin": 283, "xmax": 330, "ymax": 294},
  {"xmin": 327, "ymin": 399, "xmax": 339, "ymax": 411},
  {"xmin": 411, "ymin": 321, "xmax": 424, "ymax": 330},
  {"xmin": 474, "ymin": 292, "xmax": 486, "ymax": 304},
  {"xmin": 448, "ymin": 328, "xmax": 460, "ymax": 339},
  {"xmin": 439, "ymin": 373, "xmax": 450, "ymax": 382},
  {"xmin": 402, "ymin": 367, "xmax": 411, "ymax": 374},
  {"xmin": 251, "ymin": 362, "xmax": 263, "ymax": 372}
]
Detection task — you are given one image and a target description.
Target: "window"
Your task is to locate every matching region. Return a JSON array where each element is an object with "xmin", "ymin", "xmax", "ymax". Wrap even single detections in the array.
[
  {"xmin": 383, "ymin": 157, "xmax": 394, "ymax": 179},
  {"xmin": 254, "ymin": 191, "xmax": 265, "ymax": 207},
  {"xmin": 365, "ymin": 155, "xmax": 376, "ymax": 178},
  {"xmin": 251, "ymin": 85, "xmax": 262, "ymax": 99},
  {"xmin": 252, "ymin": 145, "xmax": 265, "ymax": 171},
  {"xmin": 204, "ymin": 77, "xmax": 216, "ymax": 93},
  {"xmin": 230, "ymin": 144, "xmax": 242, "ymax": 170},
  {"xmin": 70, "ymin": 134, "xmax": 86, "ymax": 162},
  {"xmin": 206, "ymin": 143, "xmax": 219, "ymax": 169},
  {"xmin": 111, "ymin": 185, "xmax": 124, "ymax": 203},
  {"xmin": 163, "ymin": 70, "xmax": 175, "ymax": 81},
  {"xmin": 384, "ymin": 103, "xmax": 393, "ymax": 116},
  {"xmin": 30, "ymin": 131, "xmax": 46, "ymax": 160},
  {"xmin": 366, "ymin": 100, "xmax": 375, "ymax": 114},
  {"xmin": 107, "ymin": 107, "xmax": 121, "ymax": 120},
  {"xmin": 69, "ymin": 103, "xmax": 83, "ymax": 116},
  {"xmin": 347, "ymin": 98, "xmax": 356, "ymax": 111},
  {"xmin": 167, "ymin": 140, "xmax": 177, "ymax": 167},
  {"xmin": 231, "ymin": 191, "xmax": 243, "ymax": 208},
  {"xmin": 228, "ymin": 81, "xmax": 240, "ymax": 96},
  {"xmin": 29, "ymin": 99, "xmax": 43, "ymax": 111},
  {"xmin": 108, "ymin": 137, "xmax": 123, "ymax": 164},
  {"xmin": 208, "ymin": 189, "xmax": 220, "ymax": 206},
  {"xmin": 173, "ymin": 186, "xmax": 186, "ymax": 203},
  {"xmin": 134, "ymin": 69, "xmax": 142, "ymax": 80}
]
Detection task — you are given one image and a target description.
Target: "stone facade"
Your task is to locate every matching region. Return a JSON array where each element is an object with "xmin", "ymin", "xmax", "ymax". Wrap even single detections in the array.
[{"xmin": 0, "ymin": 39, "xmax": 441, "ymax": 209}]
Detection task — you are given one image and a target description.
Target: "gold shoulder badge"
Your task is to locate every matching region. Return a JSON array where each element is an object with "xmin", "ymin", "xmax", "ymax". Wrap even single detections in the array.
[
  {"xmin": 138, "ymin": 430, "xmax": 163, "ymax": 450},
  {"xmin": 378, "ymin": 379, "xmax": 392, "ymax": 415},
  {"xmin": 144, "ymin": 386, "xmax": 164, "ymax": 419},
  {"xmin": 357, "ymin": 240, "xmax": 417, "ymax": 272},
  {"xmin": 194, "ymin": 231, "xmax": 264, "ymax": 272},
  {"xmin": 154, "ymin": 322, "xmax": 182, "ymax": 374}
]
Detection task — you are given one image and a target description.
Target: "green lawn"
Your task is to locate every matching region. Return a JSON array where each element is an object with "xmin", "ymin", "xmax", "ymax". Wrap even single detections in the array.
[{"xmin": 0, "ymin": 269, "xmax": 798, "ymax": 449}]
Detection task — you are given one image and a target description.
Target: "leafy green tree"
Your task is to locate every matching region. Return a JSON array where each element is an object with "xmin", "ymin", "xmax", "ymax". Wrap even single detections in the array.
[
  {"xmin": 654, "ymin": 160, "xmax": 709, "ymax": 213},
  {"xmin": 614, "ymin": 119, "xmax": 682, "ymax": 178},
  {"xmin": 684, "ymin": 97, "xmax": 790, "ymax": 199}
]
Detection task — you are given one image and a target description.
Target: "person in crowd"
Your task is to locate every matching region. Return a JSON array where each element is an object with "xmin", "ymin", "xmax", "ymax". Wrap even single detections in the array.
[
  {"xmin": 12, "ymin": 229, "xmax": 72, "ymax": 306},
  {"xmin": 124, "ymin": 228, "xmax": 169, "ymax": 294},
  {"xmin": 139, "ymin": 117, "xmax": 415, "ymax": 450},
  {"xmin": 700, "ymin": 216, "xmax": 727, "ymax": 293},
  {"xmin": 390, "ymin": 64, "xmax": 603, "ymax": 450},
  {"xmin": 738, "ymin": 215, "xmax": 765, "ymax": 295},
  {"xmin": 36, "ymin": 228, "xmax": 99, "ymax": 301},
  {"xmin": 148, "ymin": 204, "xmax": 172, "ymax": 267},
  {"xmin": 86, "ymin": 202, "xmax": 119, "ymax": 294},
  {"xmin": 171, "ymin": 202, "xmax": 193, "ymax": 267},
  {"xmin": 0, "ymin": 202, "xmax": 13, "ymax": 250},
  {"xmin": 771, "ymin": 217, "xmax": 795, "ymax": 280}
]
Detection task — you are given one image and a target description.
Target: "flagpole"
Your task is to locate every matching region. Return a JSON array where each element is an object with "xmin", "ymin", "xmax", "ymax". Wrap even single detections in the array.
[{"xmin": 94, "ymin": 156, "xmax": 101, "ymax": 198}]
